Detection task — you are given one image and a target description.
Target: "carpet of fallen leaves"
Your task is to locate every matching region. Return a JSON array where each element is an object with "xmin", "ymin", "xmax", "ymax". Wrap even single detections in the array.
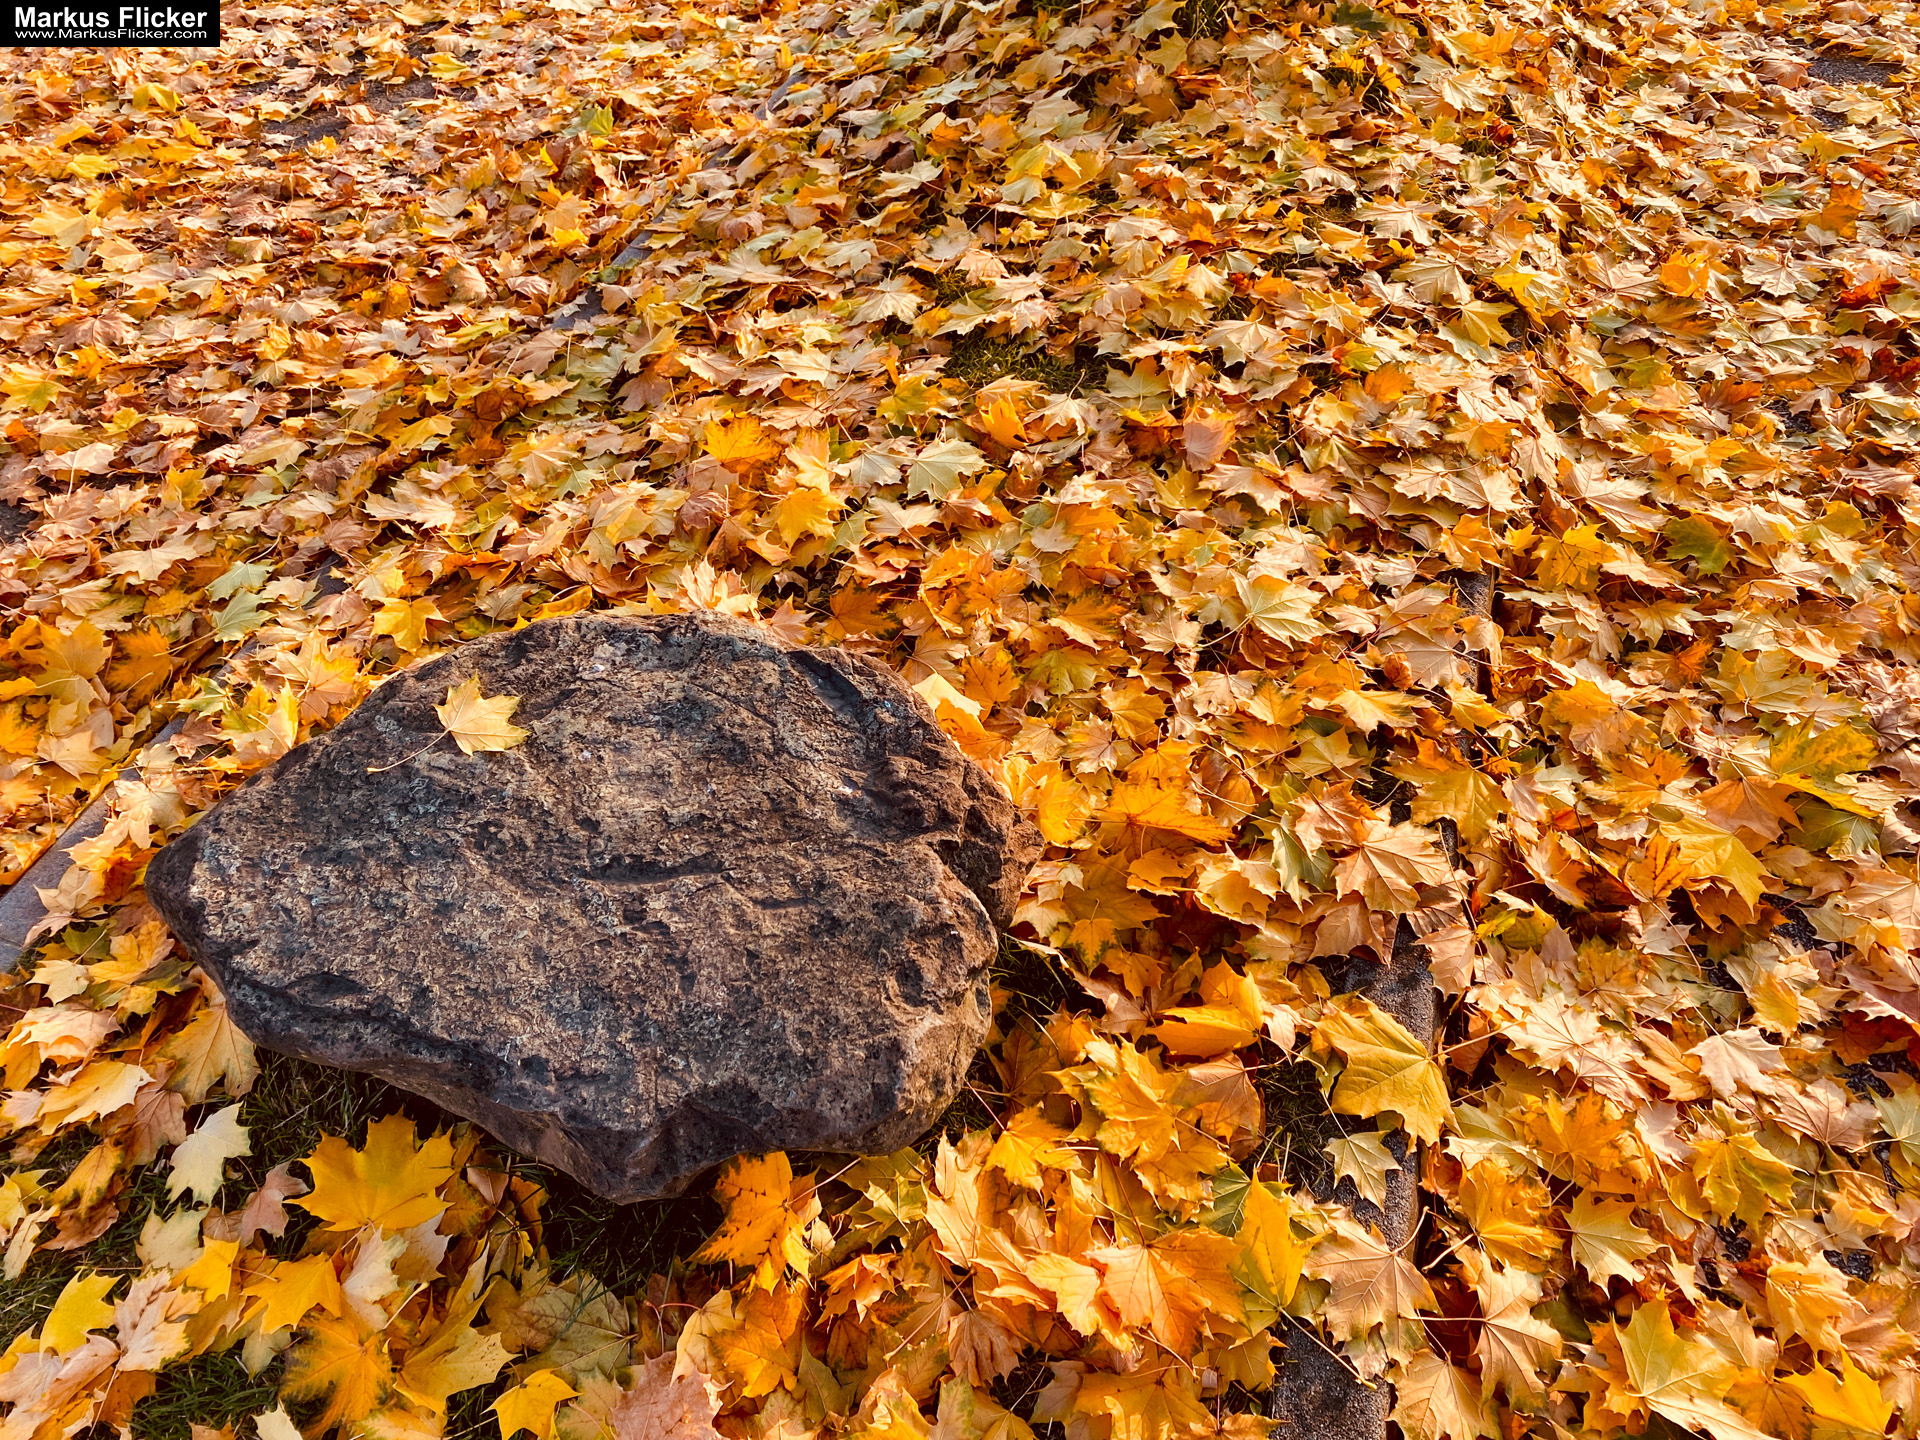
[{"xmin": 4, "ymin": 0, "xmax": 1920, "ymax": 1437}]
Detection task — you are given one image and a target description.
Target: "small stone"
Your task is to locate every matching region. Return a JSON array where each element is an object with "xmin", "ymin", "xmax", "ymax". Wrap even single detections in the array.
[{"xmin": 147, "ymin": 612, "xmax": 1040, "ymax": 1201}]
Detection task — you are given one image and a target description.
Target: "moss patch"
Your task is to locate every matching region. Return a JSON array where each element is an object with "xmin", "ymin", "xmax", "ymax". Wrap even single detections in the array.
[
  {"xmin": 1178, "ymin": 0, "xmax": 1230, "ymax": 38},
  {"xmin": 1252, "ymin": 1052, "xmax": 1349, "ymax": 1194},
  {"xmin": 945, "ymin": 331, "xmax": 1087, "ymax": 393}
]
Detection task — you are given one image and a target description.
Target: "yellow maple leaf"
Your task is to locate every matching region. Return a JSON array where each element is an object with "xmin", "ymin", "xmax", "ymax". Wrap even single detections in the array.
[
  {"xmin": 1457, "ymin": 1160, "xmax": 1554, "ymax": 1270},
  {"xmin": 1659, "ymin": 818, "xmax": 1770, "ymax": 908},
  {"xmin": 1471, "ymin": 1261, "xmax": 1560, "ymax": 1401},
  {"xmin": 106, "ymin": 627, "xmax": 175, "ymax": 706},
  {"xmin": 1770, "ymin": 719, "xmax": 1878, "ymax": 783},
  {"xmin": 49, "ymin": 1139, "xmax": 125, "ymax": 1213},
  {"xmin": 1780, "ymin": 1355, "xmax": 1893, "ymax": 1438},
  {"xmin": 1766, "ymin": 720, "xmax": 1881, "ymax": 816},
  {"xmin": 1567, "ymin": 1192, "xmax": 1658, "ymax": 1287},
  {"xmin": 372, "ymin": 596, "xmax": 442, "ymax": 655},
  {"xmin": 283, "ymin": 1312, "xmax": 394, "ymax": 1433},
  {"xmin": 1151, "ymin": 961, "xmax": 1266, "ymax": 1058},
  {"xmin": 1312, "ymin": 994, "xmax": 1452, "ymax": 1144},
  {"xmin": 1388, "ymin": 743, "xmax": 1506, "ymax": 844},
  {"xmin": 984, "ymin": 1107, "xmax": 1075, "ymax": 1191},
  {"xmin": 1392, "ymin": 1350, "xmax": 1496, "ymax": 1440},
  {"xmin": 175, "ymin": 1237, "xmax": 238, "ymax": 1301},
  {"xmin": 1235, "ymin": 574, "xmax": 1325, "ymax": 643},
  {"xmin": 847, "ymin": 1366, "xmax": 933, "ymax": 1440},
  {"xmin": 167, "ymin": 1103, "xmax": 250, "ymax": 1206},
  {"xmin": 1092, "ymin": 1241, "xmax": 1187, "ymax": 1348},
  {"xmin": 1765, "ymin": 1259, "xmax": 1856, "ymax": 1355},
  {"xmin": 1304, "ymin": 1213, "xmax": 1434, "ymax": 1341},
  {"xmin": 1326, "ymin": 1132, "xmax": 1398, "ymax": 1211},
  {"xmin": 704, "ymin": 415, "xmax": 780, "ymax": 470},
  {"xmin": 294, "ymin": 1114, "xmax": 455, "ymax": 1233},
  {"xmin": 696, "ymin": 1151, "xmax": 791, "ymax": 1270},
  {"xmin": 773, "ymin": 486, "xmax": 843, "ymax": 546},
  {"xmin": 1539, "ymin": 679, "xmax": 1644, "ymax": 758},
  {"xmin": 1690, "ymin": 1113, "xmax": 1798, "ymax": 1227},
  {"xmin": 1618, "ymin": 1300, "xmax": 1771, "ymax": 1440},
  {"xmin": 1043, "ymin": 1362, "xmax": 1210, "ymax": 1440},
  {"xmin": 694, "ymin": 1152, "xmax": 819, "ymax": 1289},
  {"xmin": 913, "ymin": 671, "xmax": 984, "ymax": 724},
  {"xmin": 272, "ymin": 632, "xmax": 364, "ymax": 721},
  {"xmin": 1332, "ymin": 819, "xmax": 1453, "ymax": 909},
  {"xmin": 1232, "ymin": 1179, "xmax": 1313, "ymax": 1308},
  {"xmin": 396, "ymin": 1316, "xmax": 513, "ymax": 1415},
  {"xmin": 158, "ymin": 997, "xmax": 258, "ymax": 1105},
  {"xmin": 218, "ymin": 682, "xmax": 300, "ymax": 766},
  {"xmin": 0, "ymin": 699, "xmax": 38, "ymax": 757},
  {"xmin": 39, "ymin": 1271, "xmax": 117, "ymax": 1353},
  {"xmin": 33, "ymin": 619, "xmax": 110, "ymax": 687},
  {"xmin": 1093, "ymin": 1228, "xmax": 1240, "ymax": 1354},
  {"xmin": 1193, "ymin": 853, "xmax": 1286, "ymax": 925},
  {"xmin": 245, "ymin": 1252, "xmax": 346, "ymax": 1334},
  {"xmin": 974, "ymin": 395, "xmax": 1029, "ymax": 450},
  {"xmin": 1098, "ymin": 743, "xmax": 1234, "ymax": 844},
  {"xmin": 1026, "ymin": 766, "xmax": 1095, "ymax": 847},
  {"xmin": 1067, "ymin": 1044, "xmax": 1233, "ymax": 1208},
  {"xmin": 1447, "ymin": 298, "xmax": 1514, "ymax": 349},
  {"xmin": 1028, "ymin": 1252, "xmax": 1112, "ymax": 1342},
  {"xmin": 1809, "ymin": 183, "xmax": 1863, "ymax": 240},
  {"xmin": 436, "ymin": 675, "xmax": 529, "ymax": 756},
  {"xmin": 1659, "ymin": 252, "xmax": 1713, "ymax": 298},
  {"xmin": 1510, "ymin": 1088, "xmax": 1649, "ymax": 1194},
  {"xmin": 677, "ymin": 1284, "xmax": 805, "ymax": 1399},
  {"xmin": 40, "ymin": 1058, "xmax": 153, "ymax": 1128}
]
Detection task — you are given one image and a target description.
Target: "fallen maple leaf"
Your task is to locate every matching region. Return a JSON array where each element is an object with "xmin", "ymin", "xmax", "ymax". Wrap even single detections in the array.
[
  {"xmin": 1567, "ymin": 1192, "xmax": 1659, "ymax": 1288},
  {"xmin": 1470, "ymin": 1261, "xmax": 1560, "ymax": 1401},
  {"xmin": 244, "ymin": 1252, "xmax": 346, "ymax": 1335},
  {"xmin": 492, "ymin": 1369, "xmax": 581, "ymax": 1440},
  {"xmin": 166, "ymin": 1104, "xmax": 249, "ymax": 1207},
  {"xmin": 232, "ymin": 1162, "xmax": 309, "ymax": 1247},
  {"xmin": 1231, "ymin": 1178, "xmax": 1314, "ymax": 1308},
  {"xmin": 1332, "ymin": 820, "xmax": 1454, "ymax": 910},
  {"xmin": 157, "ymin": 994, "xmax": 258, "ymax": 1105},
  {"xmin": 1305, "ymin": 1214, "xmax": 1435, "ymax": 1342},
  {"xmin": 607, "ymin": 1352, "xmax": 725, "ymax": 1440},
  {"xmin": 1617, "ymin": 1300, "xmax": 1772, "ymax": 1440},
  {"xmin": 38, "ymin": 1272, "xmax": 117, "ymax": 1354},
  {"xmin": 281, "ymin": 1311, "xmax": 394, "ymax": 1434},
  {"xmin": 293, "ymin": 1115, "xmax": 455, "ymax": 1233},
  {"xmin": 1780, "ymin": 1356, "xmax": 1894, "ymax": 1437},
  {"xmin": 1313, "ymin": 995, "xmax": 1452, "ymax": 1144},
  {"xmin": 395, "ymin": 1312, "xmax": 512, "ymax": 1416},
  {"xmin": 694, "ymin": 1152, "xmax": 820, "ymax": 1290},
  {"xmin": 1392, "ymin": 1350, "xmax": 1495, "ymax": 1440},
  {"xmin": 435, "ymin": 676, "xmax": 530, "ymax": 756}
]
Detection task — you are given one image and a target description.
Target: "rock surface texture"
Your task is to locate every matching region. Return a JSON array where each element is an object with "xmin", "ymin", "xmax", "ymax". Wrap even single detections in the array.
[{"xmin": 147, "ymin": 612, "xmax": 1041, "ymax": 1201}]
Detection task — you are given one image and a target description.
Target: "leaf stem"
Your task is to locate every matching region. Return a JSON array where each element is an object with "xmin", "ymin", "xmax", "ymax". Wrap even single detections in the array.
[{"xmin": 367, "ymin": 730, "xmax": 450, "ymax": 774}]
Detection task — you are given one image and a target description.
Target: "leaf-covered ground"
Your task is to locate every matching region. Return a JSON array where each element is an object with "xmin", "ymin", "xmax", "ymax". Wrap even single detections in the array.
[{"xmin": 3, "ymin": 0, "xmax": 1920, "ymax": 1438}]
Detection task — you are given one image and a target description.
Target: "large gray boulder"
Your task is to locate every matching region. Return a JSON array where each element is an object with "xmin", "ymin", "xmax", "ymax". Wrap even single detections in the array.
[{"xmin": 147, "ymin": 612, "xmax": 1040, "ymax": 1201}]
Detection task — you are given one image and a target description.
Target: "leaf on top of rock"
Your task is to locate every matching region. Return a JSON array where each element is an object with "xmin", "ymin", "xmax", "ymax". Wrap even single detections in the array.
[{"xmin": 435, "ymin": 676, "xmax": 530, "ymax": 756}]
